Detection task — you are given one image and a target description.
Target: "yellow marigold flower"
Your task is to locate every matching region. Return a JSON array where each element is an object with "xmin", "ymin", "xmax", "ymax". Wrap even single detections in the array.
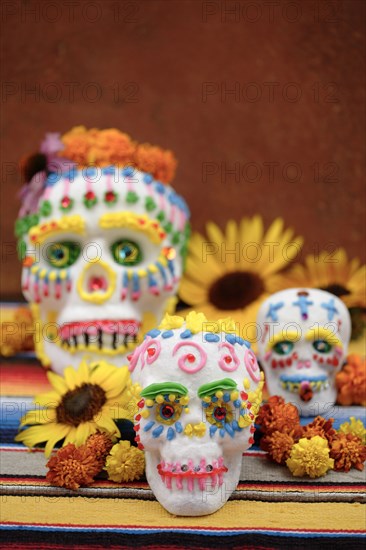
[
  {"xmin": 339, "ymin": 417, "xmax": 366, "ymax": 445},
  {"xmin": 286, "ymin": 436, "xmax": 334, "ymax": 478},
  {"xmin": 105, "ymin": 441, "xmax": 145, "ymax": 483}
]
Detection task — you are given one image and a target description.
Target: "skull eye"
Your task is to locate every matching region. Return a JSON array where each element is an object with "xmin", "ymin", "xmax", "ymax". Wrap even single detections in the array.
[
  {"xmin": 313, "ymin": 339, "xmax": 332, "ymax": 353},
  {"xmin": 156, "ymin": 400, "xmax": 183, "ymax": 425},
  {"xmin": 213, "ymin": 407, "xmax": 227, "ymax": 421},
  {"xmin": 160, "ymin": 404, "xmax": 175, "ymax": 419},
  {"xmin": 46, "ymin": 241, "xmax": 81, "ymax": 268},
  {"xmin": 111, "ymin": 240, "xmax": 142, "ymax": 266},
  {"xmin": 203, "ymin": 397, "xmax": 234, "ymax": 427},
  {"xmin": 273, "ymin": 340, "xmax": 294, "ymax": 356}
]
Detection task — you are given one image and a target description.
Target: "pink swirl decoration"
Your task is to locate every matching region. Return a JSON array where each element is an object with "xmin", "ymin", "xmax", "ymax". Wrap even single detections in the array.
[
  {"xmin": 172, "ymin": 342, "xmax": 207, "ymax": 374},
  {"xmin": 218, "ymin": 343, "xmax": 240, "ymax": 372},
  {"xmin": 244, "ymin": 348, "xmax": 261, "ymax": 382},
  {"xmin": 146, "ymin": 339, "xmax": 161, "ymax": 365},
  {"xmin": 129, "ymin": 336, "xmax": 154, "ymax": 372}
]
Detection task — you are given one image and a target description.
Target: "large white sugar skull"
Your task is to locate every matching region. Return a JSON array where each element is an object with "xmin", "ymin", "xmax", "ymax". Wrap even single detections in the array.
[
  {"xmin": 17, "ymin": 136, "xmax": 190, "ymax": 375},
  {"xmin": 129, "ymin": 313, "xmax": 264, "ymax": 516},
  {"xmin": 257, "ymin": 288, "xmax": 351, "ymax": 416}
]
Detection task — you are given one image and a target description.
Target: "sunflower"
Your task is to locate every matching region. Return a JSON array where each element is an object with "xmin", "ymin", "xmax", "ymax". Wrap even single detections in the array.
[
  {"xmin": 178, "ymin": 216, "xmax": 303, "ymax": 342},
  {"xmin": 268, "ymin": 248, "xmax": 365, "ymax": 309},
  {"xmin": 15, "ymin": 360, "xmax": 132, "ymax": 457}
]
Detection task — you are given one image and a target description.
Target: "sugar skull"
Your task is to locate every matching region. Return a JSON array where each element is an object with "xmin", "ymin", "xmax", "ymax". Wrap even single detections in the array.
[
  {"xmin": 129, "ymin": 312, "xmax": 264, "ymax": 516},
  {"xmin": 257, "ymin": 288, "xmax": 351, "ymax": 416},
  {"xmin": 16, "ymin": 129, "xmax": 190, "ymax": 374}
]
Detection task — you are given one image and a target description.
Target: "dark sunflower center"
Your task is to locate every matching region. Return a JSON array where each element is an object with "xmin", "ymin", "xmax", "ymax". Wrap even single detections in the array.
[
  {"xmin": 56, "ymin": 383, "xmax": 106, "ymax": 426},
  {"xmin": 209, "ymin": 271, "xmax": 264, "ymax": 310},
  {"xmin": 320, "ymin": 284, "xmax": 350, "ymax": 297}
]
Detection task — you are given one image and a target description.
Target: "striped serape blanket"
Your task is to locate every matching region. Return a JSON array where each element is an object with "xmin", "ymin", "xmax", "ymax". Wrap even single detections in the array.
[{"xmin": 1, "ymin": 358, "xmax": 365, "ymax": 548}]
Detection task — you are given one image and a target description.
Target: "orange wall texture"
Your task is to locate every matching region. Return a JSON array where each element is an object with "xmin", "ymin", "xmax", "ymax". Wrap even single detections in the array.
[{"xmin": 1, "ymin": 0, "xmax": 365, "ymax": 298}]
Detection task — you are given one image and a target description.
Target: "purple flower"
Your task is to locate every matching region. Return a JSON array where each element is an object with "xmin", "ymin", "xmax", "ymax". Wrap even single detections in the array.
[
  {"xmin": 40, "ymin": 133, "xmax": 64, "ymax": 157},
  {"xmin": 18, "ymin": 171, "xmax": 47, "ymax": 217},
  {"xmin": 18, "ymin": 133, "xmax": 76, "ymax": 217}
]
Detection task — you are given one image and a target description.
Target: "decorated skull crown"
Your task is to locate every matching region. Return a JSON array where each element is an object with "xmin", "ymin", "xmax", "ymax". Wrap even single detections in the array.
[
  {"xmin": 257, "ymin": 288, "xmax": 351, "ymax": 417},
  {"xmin": 129, "ymin": 312, "xmax": 264, "ymax": 516},
  {"xmin": 16, "ymin": 127, "xmax": 190, "ymax": 374}
]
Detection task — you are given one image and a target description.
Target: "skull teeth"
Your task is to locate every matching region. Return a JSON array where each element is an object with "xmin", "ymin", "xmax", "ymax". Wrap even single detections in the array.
[
  {"xmin": 60, "ymin": 329, "xmax": 138, "ymax": 354},
  {"xmin": 157, "ymin": 458, "xmax": 227, "ymax": 491}
]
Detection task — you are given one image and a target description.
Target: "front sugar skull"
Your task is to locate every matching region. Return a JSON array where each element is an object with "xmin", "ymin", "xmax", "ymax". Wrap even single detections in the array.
[
  {"xmin": 16, "ymin": 129, "xmax": 190, "ymax": 374},
  {"xmin": 129, "ymin": 313, "xmax": 264, "ymax": 516},
  {"xmin": 257, "ymin": 288, "xmax": 351, "ymax": 416}
]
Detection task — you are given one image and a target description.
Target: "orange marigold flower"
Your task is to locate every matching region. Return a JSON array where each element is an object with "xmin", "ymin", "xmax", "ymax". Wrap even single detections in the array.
[
  {"xmin": 329, "ymin": 433, "xmax": 366, "ymax": 472},
  {"xmin": 261, "ymin": 429, "xmax": 302, "ymax": 465},
  {"xmin": 89, "ymin": 129, "xmax": 136, "ymax": 166},
  {"xmin": 302, "ymin": 416, "xmax": 337, "ymax": 442},
  {"xmin": 60, "ymin": 126, "xmax": 91, "ymax": 165},
  {"xmin": 46, "ymin": 443, "xmax": 101, "ymax": 490},
  {"xmin": 336, "ymin": 354, "xmax": 366, "ymax": 406},
  {"xmin": 134, "ymin": 144, "xmax": 177, "ymax": 183},
  {"xmin": 59, "ymin": 126, "xmax": 176, "ymax": 183},
  {"xmin": 256, "ymin": 396, "xmax": 300, "ymax": 435},
  {"xmin": 85, "ymin": 432, "xmax": 114, "ymax": 467}
]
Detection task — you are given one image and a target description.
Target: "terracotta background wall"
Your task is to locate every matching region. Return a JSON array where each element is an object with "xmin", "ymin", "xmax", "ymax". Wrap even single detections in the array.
[{"xmin": 1, "ymin": 0, "xmax": 365, "ymax": 299}]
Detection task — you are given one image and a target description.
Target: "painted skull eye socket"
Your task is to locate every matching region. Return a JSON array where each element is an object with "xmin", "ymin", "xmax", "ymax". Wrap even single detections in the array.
[
  {"xmin": 156, "ymin": 401, "xmax": 182, "ymax": 425},
  {"xmin": 160, "ymin": 404, "xmax": 175, "ymax": 419},
  {"xmin": 46, "ymin": 241, "xmax": 81, "ymax": 268},
  {"xmin": 273, "ymin": 340, "xmax": 294, "ymax": 356},
  {"xmin": 213, "ymin": 406, "xmax": 227, "ymax": 421},
  {"xmin": 204, "ymin": 398, "xmax": 234, "ymax": 427},
  {"xmin": 111, "ymin": 240, "xmax": 142, "ymax": 266},
  {"xmin": 313, "ymin": 339, "xmax": 332, "ymax": 353}
]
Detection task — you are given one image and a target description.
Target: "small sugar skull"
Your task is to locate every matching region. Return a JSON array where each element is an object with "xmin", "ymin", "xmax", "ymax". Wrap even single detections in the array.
[
  {"xmin": 257, "ymin": 288, "xmax": 351, "ymax": 416},
  {"xmin": 16, "ymin": 130, "xmax": 190, "ymax": 374},
  {"xmin": 129, "ymin": 313, "xmax": 264, "ymax": 516}
]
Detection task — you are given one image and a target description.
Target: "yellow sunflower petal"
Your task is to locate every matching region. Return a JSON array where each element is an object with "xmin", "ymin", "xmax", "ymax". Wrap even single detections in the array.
[
  {"xmin": 62, "ymin": 426, "xmax": 77, "ymax": 447},
  {"xmin": 178, "ymin": 278, "xmax": 208, "ymax": 305},
  {"xmin": 184, "ymin": 257, "xmax": 221, "ymax": 285},
  {"xmin": 76, "ymin": 359, "xmax": 91, "ymax": 383},
  {"xmin": 74, "ymin": 422, "xmax": 93, "ymax": 447},
  {"xmin": 89, "ymin": 362, "xmax": 117, "ymax": 386},
  {"xmin": 263, "ymin": 217, "xmax": 284, "ymax": 244},
  {"xmin": 243, "ymin": 215, "xmax": 264, "ymax": 244},
  {"xmin": 225, "ymin": 219, "xmax": 239, "ymax": 249},
  {"xmin": 206, "ymin": 221, "xmax": 225, "ymax": 245},
  {"xmin": 44, "ymin": 425, "xmax": 69, "ymax": 457},
  {"xmin": 15, "ymin": 423, "xmax": 59, "ymax": 447},
  {"xmin": 33, "ymin": 391, "xmax": 61, "ymax": 407},
  {"xmin": 47, "ymin": 371, "xmax": 68, "ymax": 394},
  {"xmin": 188, "ymin": 233, "xmax": 223, "ymax": 269},
  {"xmin": 63, "ymin": 366, "xmax": 80, "ymax": 391},
  {"xmin": 97, "ymin": 366, "xmax": 129, "ymax": 394},
  {"xmin": 20, "ymin": 408, "xmax": 56, "ymax": 427},
  {"xmin": 96, "ymin": 412, "xmax": 120, "ymax": 437}
]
